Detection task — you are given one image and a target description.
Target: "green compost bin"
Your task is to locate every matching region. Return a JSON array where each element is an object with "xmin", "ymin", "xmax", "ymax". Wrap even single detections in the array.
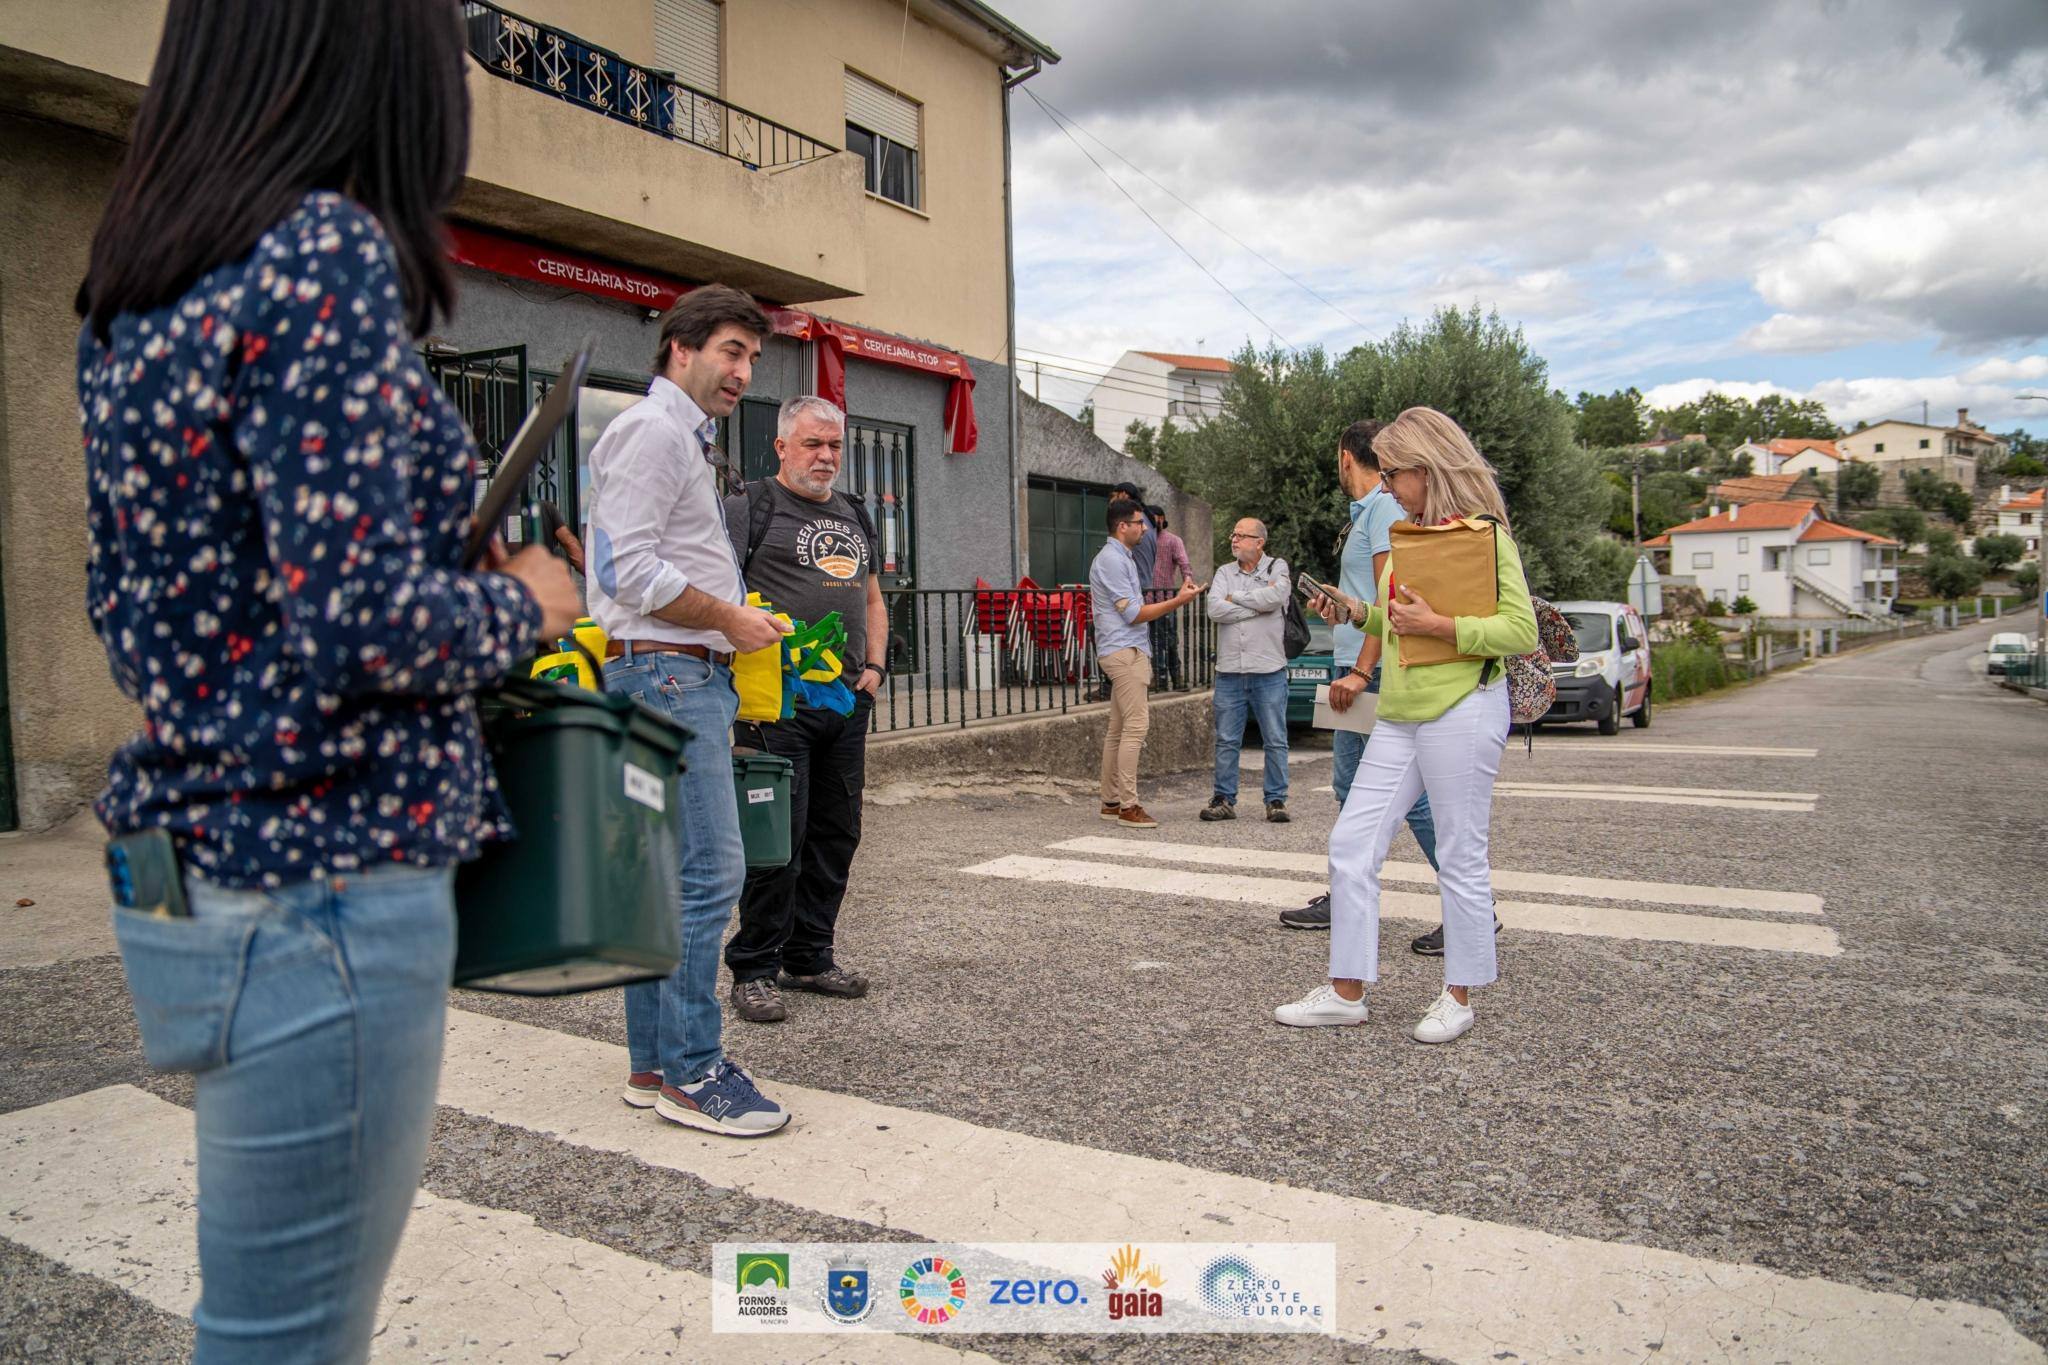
[
  {"xmin": 732, "ymin": 749, "xmax": 792, "ymax": 870},
  {"xmin": 454, "ymin": 676, "xmax": 690, "ymax": 995}
]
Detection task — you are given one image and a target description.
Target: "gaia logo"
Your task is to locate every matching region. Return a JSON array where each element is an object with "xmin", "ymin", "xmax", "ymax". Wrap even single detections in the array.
[
  {"xmin": 1101, "ymin": 1243, "xmax": 1166, "ymax": 1321},
  {"xmin": 796, "ymin": 521, "xmax": 867, "ymax": 580},
  {"xmin": 823, "ymin": 1259, "xmax": 874, "ymax": 1323},
  {"xmin": 736, "ymin": 1251, "xmax": 791, "ymax": 1322},
  {"xmin": 899, "ymin": 1255, "xmax": 969, "ymax": 1325}
]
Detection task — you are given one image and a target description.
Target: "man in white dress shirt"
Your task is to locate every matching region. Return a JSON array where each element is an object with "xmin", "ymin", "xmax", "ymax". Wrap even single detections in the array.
[{"xmin": 584, "ymin": 284, "xmax": 793, "ymax": 1138}]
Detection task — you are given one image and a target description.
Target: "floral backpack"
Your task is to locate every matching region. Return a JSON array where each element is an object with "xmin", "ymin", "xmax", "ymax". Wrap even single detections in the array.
[{"xmin": 1497, "ymin": 596, "xmax": 1577, "ymax": 726}]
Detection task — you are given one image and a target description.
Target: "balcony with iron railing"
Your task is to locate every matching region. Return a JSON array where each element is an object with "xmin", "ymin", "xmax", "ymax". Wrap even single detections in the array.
[
  {"xmin": 461, "ymin": 1, "xmax": 835, "ymax": 171},
  {"xmin": 454, "ymin": 1, "xmax": 867, "ymax": 302}
]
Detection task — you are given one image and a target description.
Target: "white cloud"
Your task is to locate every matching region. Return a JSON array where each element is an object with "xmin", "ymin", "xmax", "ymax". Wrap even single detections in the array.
[{"xmin": 1643, "ymin": 366, "xmax": 2048, "ymax": 430}]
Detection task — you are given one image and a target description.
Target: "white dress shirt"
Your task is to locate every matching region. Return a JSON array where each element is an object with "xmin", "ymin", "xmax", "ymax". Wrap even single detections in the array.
[{"xmin": 583, "ymin": 376, "xmax": 742, "ymax": 651}]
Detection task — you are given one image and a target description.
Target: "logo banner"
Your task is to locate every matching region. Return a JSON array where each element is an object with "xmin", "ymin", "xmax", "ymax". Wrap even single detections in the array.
[{"xmin": 712, "ymin": 1242, "xmax": 1335, "ymax": 1335}]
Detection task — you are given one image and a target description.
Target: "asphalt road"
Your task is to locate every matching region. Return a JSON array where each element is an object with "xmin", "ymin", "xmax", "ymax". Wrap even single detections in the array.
[{"xmin": 2, "ymin": 615, "xmax": 2043, "ymax": 1362}]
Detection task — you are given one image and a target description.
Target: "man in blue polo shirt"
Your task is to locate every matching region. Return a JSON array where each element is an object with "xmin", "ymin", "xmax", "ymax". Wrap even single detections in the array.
[
  {"xmin": 1091, "ymin": 497, "xmax": 1201, "ymax": 829},
  {"xmin": 1282, "ymin": 420, "xmax": 1442, "ymax": 937}
]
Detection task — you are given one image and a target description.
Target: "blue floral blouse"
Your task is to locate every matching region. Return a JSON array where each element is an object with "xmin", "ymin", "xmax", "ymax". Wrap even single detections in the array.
[{"xmin": 79, "ymin": 192, "xmax": 541, "ymax": 888}]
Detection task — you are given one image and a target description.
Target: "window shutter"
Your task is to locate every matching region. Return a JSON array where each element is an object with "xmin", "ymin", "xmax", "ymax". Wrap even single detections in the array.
[
  {"xmin": 845, "ymin": 69, "xmax": 920, "ymax": 149},
  {"xmin": 653, "ymin": 0, "xmax": 720, "ymax": 94}
]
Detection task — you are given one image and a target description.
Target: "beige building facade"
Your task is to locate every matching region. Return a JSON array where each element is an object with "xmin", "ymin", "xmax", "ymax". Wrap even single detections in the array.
[
  {"xmin": 0, "ymin": 0, "xmax": 1058, "ymax": 829},
  {"xmin": 1836, "ymin": 411, "xmax": 2007, "ymax": 489}
]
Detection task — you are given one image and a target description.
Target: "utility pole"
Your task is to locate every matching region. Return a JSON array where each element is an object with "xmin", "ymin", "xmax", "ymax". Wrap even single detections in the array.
[
  {"xmin": 1631, "ymin": 455, "xmax": 1643, "ymax": 545},
  {"xmin": 2020, "ymin": 395, "xmax": 2048, "ymax": 670}
]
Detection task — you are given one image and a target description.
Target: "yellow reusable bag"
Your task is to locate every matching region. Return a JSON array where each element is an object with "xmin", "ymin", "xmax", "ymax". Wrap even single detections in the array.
[
  {"xmin": 530, "ymin": 616, "xmax": 609, "ymax": 690},
  {"xmin": 1387, "ymin": 518, "xmax": 1499, "ymax": 666},
  {"xmin": 732, "ymin": 593, "xmax": 794, "ymax": 723}
]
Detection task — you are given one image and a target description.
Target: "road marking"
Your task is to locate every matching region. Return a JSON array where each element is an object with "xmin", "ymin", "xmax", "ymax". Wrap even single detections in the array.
[
  {"xmin": 1311, "ymin": 781, "xmax": 1816, "ymax": 811},
  {"xmin": 0, "ymin": 1086, "xmax": 975, "ymax": 1362},
  {"xmin": 424, "ymin": 1011, "xmax": 2029, "ymax": 1363},
  {"xmin": 1047, "ymin": 837, "xmax": 1826, "ymax": 915},
  {"xmin": 1494, "ymin": 782, "xmax": 1816, "ymax": 812},
  {"xmin": 964, "ymin": 856, "xmax": 1840, "ymax": 956},
  {"xmin": 1515, "ymin": 742, "xmax": 1819, "ymax": 758}
]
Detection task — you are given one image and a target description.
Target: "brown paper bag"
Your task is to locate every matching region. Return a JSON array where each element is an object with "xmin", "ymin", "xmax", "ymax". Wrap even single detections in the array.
[{"xmin": 1387, "ymin": 518, "xmax": 1498, "ymax": 666}]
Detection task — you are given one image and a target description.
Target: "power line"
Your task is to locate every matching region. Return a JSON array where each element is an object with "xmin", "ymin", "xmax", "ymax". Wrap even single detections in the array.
[
  {"xmin": 1023, "ymin": 88, "xmax": 1288, "ymax": 345},
  {"xmin": 1018, "ymin": 345, "xmax": 1231, "ymax": 385},
  {"xmin": 1016, "ymin": 357, "xmax": 1186, "ymax": 402},
  {"xmin": 1026, "ymin": 90, "xmax": 1375, "ymax": 339}
]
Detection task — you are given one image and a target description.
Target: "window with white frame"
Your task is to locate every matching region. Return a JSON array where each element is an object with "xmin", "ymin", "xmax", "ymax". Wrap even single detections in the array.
[
  {"xmin": 1737, "ymin": 536, "xmax": 1749, "ymax": 553},
  {"xmin": 1691, "ymin": 551, "xmax": 1713, "ymax": 569},
  {"xmin": 845, "ymin": 70, "xmax": 921, "ymax": 210},
  {"xmin": 1808, "ymin": 548, "xmax": 1831, "ymax": 565},
  {"xmin": 1738, "ymin": 574, "xmax": 1750, "ymax": 590}
]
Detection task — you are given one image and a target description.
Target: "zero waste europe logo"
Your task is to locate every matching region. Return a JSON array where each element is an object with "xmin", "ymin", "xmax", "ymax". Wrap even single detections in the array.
[{"xmin": 1199, "ymin": 1253, "xmax": 1325, "ymax": 1323}]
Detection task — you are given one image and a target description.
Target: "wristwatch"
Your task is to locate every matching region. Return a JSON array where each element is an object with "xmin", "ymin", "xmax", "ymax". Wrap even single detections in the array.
[{"xmin": 859, "ymin": 662, "xmax": 884, "ymax": 682}]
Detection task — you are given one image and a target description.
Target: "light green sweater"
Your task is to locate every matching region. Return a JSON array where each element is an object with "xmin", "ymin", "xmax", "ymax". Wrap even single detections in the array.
[{"xmin": 1362, "ymin": 527, "xmax": 1540, "ymax": 723}]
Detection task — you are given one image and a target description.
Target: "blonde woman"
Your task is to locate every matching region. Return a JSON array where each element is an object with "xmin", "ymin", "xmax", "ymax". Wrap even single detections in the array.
[{"xmin": 1277, "ymin": 407, "xmax": 1537, "ymax": 1043}]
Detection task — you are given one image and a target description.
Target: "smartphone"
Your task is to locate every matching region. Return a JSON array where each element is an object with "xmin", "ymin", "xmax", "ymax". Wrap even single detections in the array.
[
  {"xmin": 1296, "ymin": 571, "xmax": 1337, "ymax": 603},
  {"xmin": 106, "ymin": 828, "xmax": 189, "ymax": 919}
]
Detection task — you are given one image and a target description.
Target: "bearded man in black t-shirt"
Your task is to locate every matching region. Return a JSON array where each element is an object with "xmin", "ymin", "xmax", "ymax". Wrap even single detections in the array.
[{"xmin": 720, "ymin": 396, "xmax": 889, "ymax": 1023}]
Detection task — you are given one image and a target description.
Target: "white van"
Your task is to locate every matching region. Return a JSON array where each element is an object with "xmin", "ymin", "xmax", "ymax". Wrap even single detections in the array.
[{"xmin": 1542, "ymin": 600, "xmax": 1653, "ymax": 734}]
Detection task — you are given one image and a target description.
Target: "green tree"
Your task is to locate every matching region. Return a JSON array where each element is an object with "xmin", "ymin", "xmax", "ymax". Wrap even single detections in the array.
[
  {"xmin": 1858, "ymin": 506, "xmax": 1925, "ymax": 547},
  {"xmin": 1925, "ymin": 527, "xmax": 1960, "ymax": 557},
  {"xmin": 2017, "ymin": 561, "xmax": 2042, "ymax": 596},
  {"xmin": 1923, "ymin": 553, "xmax": 1984, "ymax": 603},
  {"xmin": 1075, "ymin": 401, "xmax": 1095, "ymax": 431},
  {"xmin": 1647, "ymin": 392, "xmax": 1839, "ymax": 446},
  {"xmin": 1731, "ymin": 595, "xmax": 1757, "ymax": 614},
  {"xmin": 1837, "ymin": 460, "xmax": 1882, "ymax": 508},
  {"xmin": 2005, "ymin": 453, "xmax": 2047, "ymax": 477},
  {"xmin": 1573, "ymin": 388, "xmax": 1646, "ymax": 447},
  {"xmin": 1973, "ymin": 532, "xmax": 2027, "ymax": 575},
  {"xmin": 1940, "ymin": 484, "xmax": 1975, "ymax": 526}
]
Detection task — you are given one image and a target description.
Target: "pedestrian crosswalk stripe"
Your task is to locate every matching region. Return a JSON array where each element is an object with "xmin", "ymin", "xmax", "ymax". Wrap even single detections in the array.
[
  {"xmin": 1047, "ymin": 837, "xmax": 1826, "ymax": 915},
  {"xmin": 0, "ymin": 1085, "xmax": 982, "ymax": 1362},
  {"xmin": 1512, "ymin": 742, "xmax": 1818, "ymax": 757},
  {"xmin": 963, "ymin": 856, "xmax": 1841, "ymax": 956},
  {"xmin": 1311, "ymin": 782, "xmax": 1816, "ymax": 811},
  {"xmin": 1494, "ymin": 782, "xmax": 1817, "ymax": 812},
  {"xmin": 421, "ymin": 1010, "xmax": 2026, "ymax": 1363}
]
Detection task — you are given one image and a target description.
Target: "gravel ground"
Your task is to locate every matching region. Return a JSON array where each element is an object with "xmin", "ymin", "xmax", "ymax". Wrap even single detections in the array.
[{"xmin": 3, "ymin": 616, "xmax": 2042, "ymax": 1360}]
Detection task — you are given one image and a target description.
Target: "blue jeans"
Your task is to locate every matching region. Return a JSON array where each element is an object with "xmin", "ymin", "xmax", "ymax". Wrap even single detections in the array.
[
  {"xmin": 112, "ymin": 863, "xmax": 457, "ymax": 1363},
  {"xmin": 605, "ymin": 650, "xmax": 744, "ymax": 1088},
  {"xmin": 1331, "ymin": 667, "xmax": 1438, "ymax": 870},
  {"xmin": 1212, "ymin": 669, "xmax": 1290, "ymax": 804}
]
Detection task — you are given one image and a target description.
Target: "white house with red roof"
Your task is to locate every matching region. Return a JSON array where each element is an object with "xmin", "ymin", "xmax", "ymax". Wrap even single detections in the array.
[
  {"xmin": 1993, "ymin": 485, "xmax": 2043, "ymax": 557},
  {"xmin": 1087, "ymin": 350, "xmax": 1233, "ymax": 448},
  {"xmin": 1761, "ymin": 438, "xmax": 1844, "ymax": 476},
  {"xmin": 1643, "ymin": 499, "xmax": 1900, "ymax": 618}
]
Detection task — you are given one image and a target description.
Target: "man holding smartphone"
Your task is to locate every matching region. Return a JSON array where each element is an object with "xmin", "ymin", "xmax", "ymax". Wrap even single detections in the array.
[{"xmin": 1287, "ymin": 420, "xmax": 1444, "ymax": 939}]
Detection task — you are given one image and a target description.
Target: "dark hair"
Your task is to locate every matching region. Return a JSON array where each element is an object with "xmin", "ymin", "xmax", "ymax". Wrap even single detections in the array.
[
  {"xmin": 1106, "ymin": 497, "xmax": 1144, "ymax": 533},
  {"xmin": 653, "ymin": 285, "xmax": 772, "ymax": 373},
  {"xmin": 76, "ymin": 0, "xmax": 470, "ymax": 342},
  {"xmin": 1340, "ymin": 419, "xmax": 1385, "ymax": 469},
  {"xmin": 1147, "ymin": 504, "xmax": 1167, "ymax": 527},
  {"xmin": 1111, "ymin": 481, "xmax": 1144, "ymax": 501}
]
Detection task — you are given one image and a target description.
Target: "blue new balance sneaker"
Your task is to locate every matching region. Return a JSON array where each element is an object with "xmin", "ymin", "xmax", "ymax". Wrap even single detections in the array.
[{"xmin": 655, "ymin": 1060, "xmax": 791, "ymax": 1137}]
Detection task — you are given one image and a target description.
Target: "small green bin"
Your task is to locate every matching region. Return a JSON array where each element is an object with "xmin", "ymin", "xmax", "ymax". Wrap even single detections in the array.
[
  {"xmin": 454, "ymin": 677, "xmax": 690, "ymax": 995},
  {"xmin": 732, "ymin": 749, "xmax": 793, "ymax": 870}
]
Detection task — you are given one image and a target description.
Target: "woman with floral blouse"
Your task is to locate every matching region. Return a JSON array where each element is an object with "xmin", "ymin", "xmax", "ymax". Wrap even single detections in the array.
[{"xmin": 74, "ymin": 2, "xmax": 577, "ymax": 1358}]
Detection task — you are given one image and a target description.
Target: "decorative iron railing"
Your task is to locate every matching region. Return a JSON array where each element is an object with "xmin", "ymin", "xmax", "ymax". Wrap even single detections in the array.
[
  {"xmin": 461, "ymin": 1, "xmax": 837, "ymax": 170},
  {"xmin": 867, "ymin": 588, "xmax": 1216, "ymax": 735}
]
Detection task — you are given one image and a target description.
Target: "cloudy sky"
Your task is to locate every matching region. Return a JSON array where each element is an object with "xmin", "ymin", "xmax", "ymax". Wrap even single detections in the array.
[{"xmin": 992, "ymin": 0, "xmax": 2048, "ymax": 435}]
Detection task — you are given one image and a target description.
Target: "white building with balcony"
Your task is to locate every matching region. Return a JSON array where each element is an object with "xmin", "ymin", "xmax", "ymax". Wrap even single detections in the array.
[
  {"xmin": 1993, "ymin": 485, "xmax": 2043, "ymax": 557},
  {"xmin": 1644, "ymin": 499, "xmax": 1900, "ymax": 619},
  {"xmin": 1087, "ymin": 350, "xmax": 1233, "ymax": 449}
]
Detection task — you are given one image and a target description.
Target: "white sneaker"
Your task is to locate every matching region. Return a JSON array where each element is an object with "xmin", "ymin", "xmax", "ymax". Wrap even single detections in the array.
[
  {"xmin": 1412, "ymin": 989, "xmax": 1475, "ymax": 1044},
  {"xmin": 1274, "ymin": 984, "xmax": 1369, "ymax": 1028}
]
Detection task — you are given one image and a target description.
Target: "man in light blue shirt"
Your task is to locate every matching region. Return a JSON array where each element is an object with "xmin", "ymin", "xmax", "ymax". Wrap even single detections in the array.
[
  {"xmin": 1090, "ymin": 497, "xmax": 1200, "ymax": 828},
  {"xmin": 1284, "ymin": 419, "xmax": 1441, "ymax": 933}
]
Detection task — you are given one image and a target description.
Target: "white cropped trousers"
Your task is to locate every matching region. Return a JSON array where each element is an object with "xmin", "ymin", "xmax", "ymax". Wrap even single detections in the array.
[{"xmin": 1328, "ymin": 680, "xmax": 1508, "ymax": 988}]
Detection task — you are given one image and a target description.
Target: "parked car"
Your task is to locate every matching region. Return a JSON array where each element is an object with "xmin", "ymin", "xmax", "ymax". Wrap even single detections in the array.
[
  {"xmin": 1285, "ymin": 617, "xmax": 1336, "ymax": 728},
  {"xmin": 1985, "ymin": 632, "xmax": 2032, "ymax": 676},
  {"xmin": 1541, "ymin": 600, "xmax": 1652, "ymax": 734}
]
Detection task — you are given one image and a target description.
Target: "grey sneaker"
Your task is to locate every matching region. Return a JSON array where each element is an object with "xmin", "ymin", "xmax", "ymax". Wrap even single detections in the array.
[
  {"xmin": 1410, "ymin": 911, "xmax": 1503, "ymax": 957},
  {"xmin": 778, "ymin": 964, "xmax": 870, "ymax": 998},
  {"xmin": 730, "ymin": 976, "xmax": 787, "ymax": 1023},
  {"xmin": 1199, "ymin": 796, "xmax": 1236, "ymax": 822},
  {"xmin": 1280, "ymin": 893, "xmax": 1332, "ymax": 930},
  {"xmin": 1266, "ymin": 800, "xmax": 1291, "ymax": 823}
]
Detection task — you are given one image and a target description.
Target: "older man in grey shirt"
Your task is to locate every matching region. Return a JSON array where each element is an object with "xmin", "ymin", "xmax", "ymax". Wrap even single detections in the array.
[{"xmin": 1203, "ymin": 517, "xmax": 1293, "ymax": 823}]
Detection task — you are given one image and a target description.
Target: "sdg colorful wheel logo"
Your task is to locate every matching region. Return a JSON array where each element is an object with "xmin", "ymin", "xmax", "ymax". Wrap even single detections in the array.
[{"xmin": 899, "ymin": 1255, "xmax": 969, "ymax": 1324}]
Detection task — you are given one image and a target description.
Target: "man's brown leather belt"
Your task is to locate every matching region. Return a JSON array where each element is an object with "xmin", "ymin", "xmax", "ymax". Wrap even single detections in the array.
[{"xmin": 603, "ymin": 640, "xmax": 735, "ymax": 666}]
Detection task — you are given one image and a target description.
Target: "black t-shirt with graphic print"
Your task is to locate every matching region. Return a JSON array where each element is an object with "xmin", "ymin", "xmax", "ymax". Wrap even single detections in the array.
[{"xmin": 723, "ymin": 479, "xmax": 875, "ymax": 670}]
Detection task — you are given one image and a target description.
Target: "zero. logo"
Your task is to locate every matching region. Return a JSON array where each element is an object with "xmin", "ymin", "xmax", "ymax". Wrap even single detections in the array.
[{"xmin": 989, "ymin": 1277, "xmax": 1088, "ymax": 1307}]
